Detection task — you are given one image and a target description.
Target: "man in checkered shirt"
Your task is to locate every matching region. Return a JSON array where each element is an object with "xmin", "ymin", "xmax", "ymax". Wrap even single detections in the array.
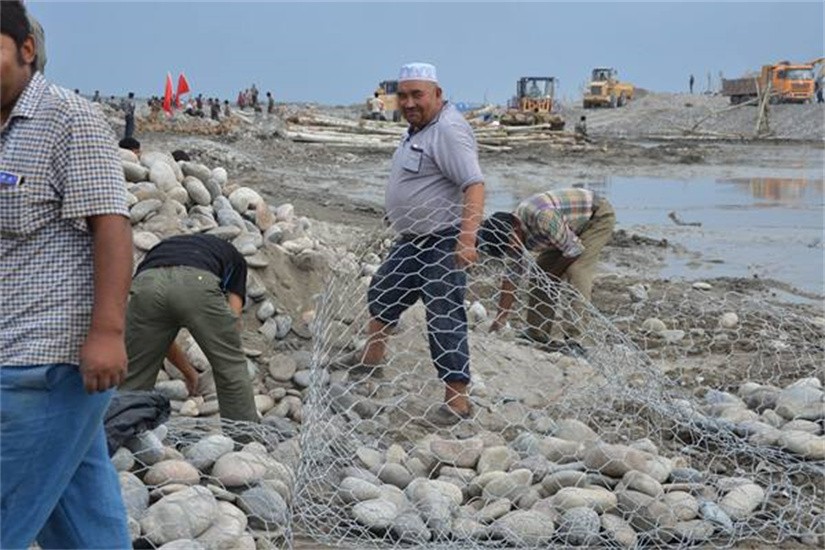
[
  {"xmin": 0, "ymin": 2, "xmax": 132, "ymax": 547},
  {"xmin": 478, "ymin": 188, "xmax": 616, "ymax": 350}
]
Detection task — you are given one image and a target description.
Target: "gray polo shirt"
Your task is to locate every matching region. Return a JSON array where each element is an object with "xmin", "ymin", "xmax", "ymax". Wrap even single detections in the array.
[
  {"xmin": 0, "ymin": 73, "xmax": 129, "ymax": 366},
  {"xmin": 385, "ymin": 102, "xmax": 483, "ymax": 236}
]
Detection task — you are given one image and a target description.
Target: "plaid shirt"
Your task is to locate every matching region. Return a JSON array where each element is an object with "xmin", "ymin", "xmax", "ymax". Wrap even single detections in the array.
[
  {"xmin": 515, "ymin": 188, "xmax": 595, "ymax": 258},
  {"xmin": 0, "ymin": 73, "xmax": 129, "ymax": 366}
]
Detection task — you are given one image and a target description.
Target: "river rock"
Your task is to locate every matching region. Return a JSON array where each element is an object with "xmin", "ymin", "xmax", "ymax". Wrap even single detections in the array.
[
  {"xmin": 777, "ymin": 430, "xmax": 825, "ymax": 460},
  {"xmin": 112, "ymin": 447, "xmax": 135, "ymax": 472},
  {"xmin": 698, "ymin": 500, "xmax": 733, "ymax": 532},
  {"xmin": 211, "ymin": 451, "xmax": 268, "ymax": 487},
  {"xmin": 377, "ymin": 462, "xmax": 413, "ymax": 489},
  {"xmin": 490, "ymin": 510, "xmax": 555, "ymax": 546},
  {"xmin": 195, "ymin": 501, "xmax": 247, "ymax": 549},
  {"xmin": 541, "ymin": 470, "xmax": 588, "ymax": 496},
  {"xmin": 391, "ymin": 511, "xmax": 432, "ymax": 543},
  {"xmin": 339, "ymin": 476, "xmax": 381, "ymax": 503},
  {"xmin": 430, "ymin": 437, "xmax": 484, "ymax": 468},
  {"xmin": 123, "ymin": 161, "xmax": 150, "ymax": 183},
  {"xmin": 237, "ymin": 485, "xmax": 289, "ymax": 529},
  {"xmin": 144, "ymin": 459, "xmax": 200, "ymax": 487},
  {"xmin": 556, "ymin": 506, "xmax": 600, "ymax": 546},
  {"xmin": 671, "ymin": 519, "xmax": 716, "ymax": 543},
  {"xmin": 125, "ymin": 429, "xmax": 165, "ymax": 465},
  {"xmin": 130, "ymin": 199, "xmax": 163, "ymax": 224},
  {"xmin": 601, "ymin": 513, "xmax": 638, "ymax": 548},
  {"xmin": 149, "ymin": 162, "xmax": 178, "ymax": 192},
  {"xmin": 140, "ymin": 486, "xmax": 218, "ymax": 546},
  {"xmin": 537, "ymin": 437, "xmax": 585, "ymax": 462},
  {"xmin": 719, "ymin": 312, "xmax": 739, "ymax": 328},
  {"xmin": 551, "ymin": 486, "xmax": 617, "ymax": 513},
  {"xmin": 584, "ymin": 443, "xmax": 672, "ymax": 482},
  {"xmin": 641, "ymin": 317, "xmax": 667, "ymax": 333},
  {"xmin": 663, "ymin": 491, "xmax": 699, "ymax": 521},
  {"xmin": 476, "ymin": 498, "xmax": 512, "ymax": 524},
  {"xmin": 718, "ymin": 482, "xmax": 764, "ymax": 520},
  {"xmin": 119, "ymin": 471, "xmax": 149, "ymax": 518},
  {"xmin": 775, "ymin": 380, "xmax": 824, "ymax": 421},
  {"xmin": 158, "ymin": 540, "xmax": 205, "ymax": 550},
  {"xmin": 482, "ymin": 469, "xmax": 532, "ymax": 502},
  {"xmin": 554, "ymin": 418, "xmax": 600, "ymax": 443},
  {"xmin": 476, "ymin": 445, "xmax": 518, "ymax": 474},
  {"xmin": 356, "ymin": 446, "xmax": 384, "ymax": 472},
  {"xmin": 619, "ymin": 470, "xmax": 663, "ymax": 497},
  {"xmin": 352, "ymin": 498, "xmax": 398, "ymax": 530},
  {"xmin": 180, "ymin": 161, "xmax": 212, "ymax": 183},
  {"xmin": 184, "ymin": 434, "xmax": 235, "ymax": 472},
  {"xmin": 229, "ymin": 187, "xmax": 263, "ymax": 213},
  {"xmin": 183, "ymin": 176, "xmax": 212, "ymax": 206},
  {"xmin": 692, "ymin": 281, "xmax": 712, "ymax": 290}
]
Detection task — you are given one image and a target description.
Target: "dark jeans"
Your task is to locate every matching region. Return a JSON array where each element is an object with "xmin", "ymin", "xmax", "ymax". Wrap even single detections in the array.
[
  {"xmin": 367, "ymin": 229, "xmax": 470, "ymax": 384},
  {"xmin": 124, "ymin": 114, "xmax": 135, "ymax": 139}
]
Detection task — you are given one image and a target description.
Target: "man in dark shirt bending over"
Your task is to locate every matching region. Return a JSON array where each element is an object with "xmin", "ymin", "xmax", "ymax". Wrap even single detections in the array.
[{"xmin": 120, "ymin": 234, "xmax": 259, "ymax": 422}]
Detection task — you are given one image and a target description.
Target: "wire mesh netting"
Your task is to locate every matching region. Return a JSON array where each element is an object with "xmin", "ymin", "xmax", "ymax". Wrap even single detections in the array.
[{"xmin": 293, "ymin": 204, "xmax": 824, "ymax": 549}]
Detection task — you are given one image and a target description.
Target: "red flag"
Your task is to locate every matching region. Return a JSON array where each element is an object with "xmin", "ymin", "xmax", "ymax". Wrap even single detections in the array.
[
  {"xmin": 162, "ymin": 73, "xmax": 173, "ymax": 114},
  {"xmin": 175, "ymin": 73, "xmax": 190, "ymax": 109}
]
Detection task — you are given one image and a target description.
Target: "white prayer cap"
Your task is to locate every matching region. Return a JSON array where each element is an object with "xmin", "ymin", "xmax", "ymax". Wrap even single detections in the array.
[{"xmin": 398, "ymin": 62, "xmax": 438, "ymax": 83}]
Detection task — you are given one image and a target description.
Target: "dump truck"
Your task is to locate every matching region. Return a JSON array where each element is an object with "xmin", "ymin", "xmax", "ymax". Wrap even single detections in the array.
[
  {"xmin": 582, "ymin": 67, "xmax": 634, "ymax": 108},
  {"xmin": 721, "ymin": 62, "xmax": 816, "ymax": 105},
  {"xmin": 500, "ymin": 76, "xmax": 565, "ymax": 129},
  {"xmin": 363, "ymin": 80, "xmax": 401, "ymax": 122}
]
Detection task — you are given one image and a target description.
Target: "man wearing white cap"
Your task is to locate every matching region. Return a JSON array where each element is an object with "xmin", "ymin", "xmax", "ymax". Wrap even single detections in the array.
[{"xmin": 345, "ymin": 62, "xmax": 485, "ymax": 425}]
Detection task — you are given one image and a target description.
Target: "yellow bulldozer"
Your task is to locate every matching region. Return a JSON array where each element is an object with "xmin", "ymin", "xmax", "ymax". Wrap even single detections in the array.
[
  {"xmin": 500, "ymin": 76, "xmax": 565, "ymax": 129},
  {"xmin": 363, "ymin": 80, "xmax": 401, "ymax": 122},
  {"xmin": 583, "ymin": 67, "xmax": 635, "ymax": 108}
]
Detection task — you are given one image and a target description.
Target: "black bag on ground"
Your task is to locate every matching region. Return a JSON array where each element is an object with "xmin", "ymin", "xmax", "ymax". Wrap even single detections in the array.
[{"xmin": 104, "ymin": 390, "xmax": 171, "ymax": 456}]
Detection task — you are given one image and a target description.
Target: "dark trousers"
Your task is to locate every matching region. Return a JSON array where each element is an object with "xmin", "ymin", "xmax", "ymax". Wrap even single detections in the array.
[
  {"xmin": 124, "ymin": 114, "xmax": 135, "ymax": 139},
  {"xmin": 121, "ymin": 267, "xmax": 258, "ymax": 422},
  {"xmin": 367, "ymin": 229, "xmax": 470, "ymax": 384}
]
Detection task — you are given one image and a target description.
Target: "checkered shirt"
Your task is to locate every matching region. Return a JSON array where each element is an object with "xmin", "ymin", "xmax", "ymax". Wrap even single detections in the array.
[
  {"xmin": 0, "ymin": 73, "xmax": 129, "ymax": 366},
  {"xmin": 515, "ymin": 188, "xmax": 595, "ymax": 258}
]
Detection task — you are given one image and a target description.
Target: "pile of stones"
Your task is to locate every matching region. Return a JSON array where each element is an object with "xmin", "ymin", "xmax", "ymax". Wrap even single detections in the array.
[{"xmin": 316, "ymin": 418, "xmax": 770, "ymax": 548}]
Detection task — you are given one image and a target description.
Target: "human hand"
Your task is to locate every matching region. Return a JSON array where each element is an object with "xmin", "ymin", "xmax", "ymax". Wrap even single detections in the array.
[
  {"xmin": 79, "ymin": 329, "xmax": 128, "ymax": 393},
  {"xmin": 455, "ymin": 240, "xmax": 479, "ymax": 268}
]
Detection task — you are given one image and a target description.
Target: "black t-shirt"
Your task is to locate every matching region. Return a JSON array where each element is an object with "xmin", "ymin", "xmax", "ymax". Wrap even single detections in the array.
[{"xmin": 136, "ymin": 234, "xmax": 247, "ymax": 303}]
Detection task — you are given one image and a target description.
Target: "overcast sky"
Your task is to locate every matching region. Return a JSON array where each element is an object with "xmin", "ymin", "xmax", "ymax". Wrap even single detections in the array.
[{"xmin": 30, "ymin": 1, "xmax": 824, "ymax": 105}]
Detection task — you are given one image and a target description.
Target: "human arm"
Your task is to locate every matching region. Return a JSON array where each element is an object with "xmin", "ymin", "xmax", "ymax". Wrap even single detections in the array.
[
  {"xmin": 490, "ymin": 277, "xmax": 517, "ymax": 332},
  {"xmin": 166, "ymin": 342, "xmax": 199, "ymax": 396},
  {"xmin": 455, "ymin": 182, "xmax": 485, "ymax": 268},
  {"xmin": 228, "ymin": 292, "xmax": 244, "ymax": 331},
  {"xmin": 80, "ymin": 214, "xmax": 133, "ymax": 393}
]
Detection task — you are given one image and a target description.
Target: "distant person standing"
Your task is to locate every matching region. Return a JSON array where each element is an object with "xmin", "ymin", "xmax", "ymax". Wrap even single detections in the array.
[
  {"xmin": 689, "ymin": 74, "xmax": 695, "ymax": 94},
  {"xmin": 210, "ymin": 97, "xmax": 220, "ymax": 120},
  {"xmin": 574, "ymin": 115, "xmax": 589, "ymax": 143},
  {"xmin": 121, "ymin": 91, "xmax": 135, "ymax": 139},
  {"xmin": 816, "ymin": 76, "xmax": 824, "ymax": 104},
  {"xmin": 266, "ymin": 91, "xmax": 275, "ymax": 114},
  {"xmin": 369, "ymin": 91, "xmax": 386, "ymax": 121},
  {"xmin": 92, "ymin": 89, "xmax": 101, "ymax": 102},
  {"xmin": 1, "ymin": 2, "xmax": 133, "ymax": 547},
  {"xmin": 224, "ymin": 99, "xmax": 231, "ymax": 118}
]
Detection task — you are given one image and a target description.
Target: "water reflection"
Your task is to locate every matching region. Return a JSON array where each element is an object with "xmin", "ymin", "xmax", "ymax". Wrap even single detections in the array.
[{"xmin": 720, "ymin": 177, "xmax": 824, "ymax": 203}]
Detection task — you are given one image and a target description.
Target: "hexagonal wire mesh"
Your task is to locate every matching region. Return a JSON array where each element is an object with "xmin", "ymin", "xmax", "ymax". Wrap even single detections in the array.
[
  {"xmin": 121, "ymin": 417, "xmax": 297, "ymax": 549},
  {"xmin": 293, "ymin": 203, "xmax": 824, "ymax": 549}
]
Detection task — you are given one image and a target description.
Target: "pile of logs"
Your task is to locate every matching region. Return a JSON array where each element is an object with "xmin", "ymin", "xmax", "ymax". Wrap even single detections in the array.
[{"xmin": 284, "ymin": 112, "xmax": 584, "ymax": 151}]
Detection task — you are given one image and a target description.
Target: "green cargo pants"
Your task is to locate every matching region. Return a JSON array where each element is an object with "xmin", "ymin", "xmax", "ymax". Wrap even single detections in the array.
[
  {"xmin": 121, "ymin": 266, "xmax": 259, "ymax": 423},
  {"xmin": 526, "ymin": 200, "xmax": 616, "ymax": 341}
]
